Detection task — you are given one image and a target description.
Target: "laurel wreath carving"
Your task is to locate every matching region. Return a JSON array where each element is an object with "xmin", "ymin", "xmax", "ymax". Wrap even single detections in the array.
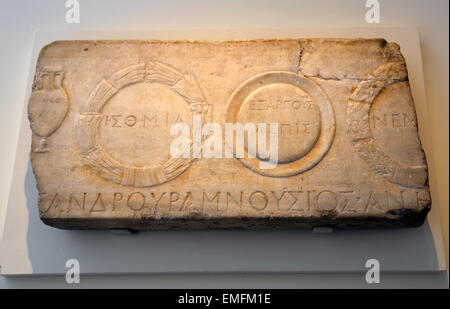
[
  {"xmin": 77, "ymin": 62, "xmax": 210, "ymax": 187},
  {"xmin": 346, "ymin": 61, "xmax": 427, "ymax": 188}
]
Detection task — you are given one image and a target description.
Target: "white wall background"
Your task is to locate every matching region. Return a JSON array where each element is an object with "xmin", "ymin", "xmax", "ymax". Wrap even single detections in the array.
[{"xmin": 0, "ymin": 0, "xmax": 448, "ymax": 288}]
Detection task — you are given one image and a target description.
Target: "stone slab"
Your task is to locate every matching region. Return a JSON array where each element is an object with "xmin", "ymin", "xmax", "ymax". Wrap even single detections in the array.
[
  {"xmin": 27, "ymin": 39, "xmax": 430, "ymax": 230},
  {"xmin": 1, "ymin": 28, "xmax": 445, "ymax": 276}
]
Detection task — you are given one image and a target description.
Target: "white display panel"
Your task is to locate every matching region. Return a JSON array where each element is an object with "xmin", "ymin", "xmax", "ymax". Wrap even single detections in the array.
[{"xmin": 0, "ymin": 28, "xmax": 446, "ymax": 276}]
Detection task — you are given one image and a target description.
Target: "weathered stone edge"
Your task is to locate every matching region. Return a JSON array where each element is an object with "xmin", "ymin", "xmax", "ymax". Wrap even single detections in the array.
[{"xmin": 41, "ymin": 203, "xmax": 431, "ymax": 230}]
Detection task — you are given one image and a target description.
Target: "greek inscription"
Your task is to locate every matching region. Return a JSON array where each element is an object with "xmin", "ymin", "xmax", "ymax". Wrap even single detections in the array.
[
  {"xmin": 43, "ymin": 193, "xmax": 61, "ymax": 213},
  {"xmin": 288, "ymin": 190, "xmax": 310, "ymax": 211},
  {"xmin": 169, "ymin": 192, "xmax": 180, "ymax": 211},
  {"xmin": 180, "ymin": 192, "xmax": 193, "ymax": 211},
  {"xmin": 364, "ymin": 191, "xmax": 384, "ymax": 212},
  {"xmin": 127, "ymin": 192, "xmax": 146, "ymax": 211},
  {"xmin": 150, "ymin": 192, "xmax": 166, "ymax": 210},
  {"xmin": 68, "ymin": 192, "xmax": 86, "ymax": 212},
  {"xmin": 248, "ymin": 98, "xmax": 314, "ymax": 111},
  {"xmin": 202, "ymin": 192, "xmax": 221, "ymax": 211},
  {"xmin": 112, "ymin": 192, "xmax": 123, "ymax": 211},
  {"xmin": 249, "ymin": 191, "xmax": 268, "ymax": 211},
  {"xmin": 39, "ymin": 189, "xmax": 427, "ymax": 216},
  {"xmin": 226, "ymin": 191, "xmax": 243, "ymax": 209},
  {"xmin": 90, "ymin": 193, "xmax": 106, "ymax": 212},
  {"xmin": 103, "ymin": 113, "xmax": 187, "ymax": 128},
  {"xmin": 371, "ymin": 113, "xmax": 417, "ymax": 128},
  {"xmin": 316, "ymin": 190, "xmax": 338, "ymax": 211}
]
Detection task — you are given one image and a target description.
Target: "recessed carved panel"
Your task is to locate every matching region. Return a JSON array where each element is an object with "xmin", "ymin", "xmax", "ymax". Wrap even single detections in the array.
[{"xmin": 225, "ymin": 71, "xmax": 335, "ymax": 177}]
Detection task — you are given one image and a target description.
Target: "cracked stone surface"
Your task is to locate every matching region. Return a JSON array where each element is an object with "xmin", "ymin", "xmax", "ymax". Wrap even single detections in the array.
[{"xmin": 27, "ymin": 39, "xmax": 430, "ymax": 230}]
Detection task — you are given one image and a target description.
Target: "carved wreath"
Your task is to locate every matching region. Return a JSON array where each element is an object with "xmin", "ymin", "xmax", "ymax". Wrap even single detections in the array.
[
  {"xmin": 347, "ymin": 61, "xmax": 427, "ymax": 188},
  {"xmin": 76, "ymin": 61, "xmax": 210, "ymax": 187}
]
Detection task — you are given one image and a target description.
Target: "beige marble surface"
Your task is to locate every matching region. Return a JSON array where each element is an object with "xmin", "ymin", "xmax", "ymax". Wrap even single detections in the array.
[{"xmin": 27, "ymin": 39, "xmax": 431, "ymax": 229}]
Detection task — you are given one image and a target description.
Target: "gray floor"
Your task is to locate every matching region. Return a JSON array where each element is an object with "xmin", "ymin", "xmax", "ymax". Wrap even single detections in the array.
[{"xmin": 0, "ymin": 271, "xmax": 448, "ymax": 289}]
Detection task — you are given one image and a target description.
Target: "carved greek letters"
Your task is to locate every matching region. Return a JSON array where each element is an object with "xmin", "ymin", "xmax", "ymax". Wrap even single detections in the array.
[{"xmin": 30, "ymin": 39, "xmax": 431, "ymax": 229}]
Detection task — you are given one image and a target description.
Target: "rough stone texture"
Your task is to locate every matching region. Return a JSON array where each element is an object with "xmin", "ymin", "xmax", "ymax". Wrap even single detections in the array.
[{"xmin": 27, "ymin": 39, "xmax": 431, "ymax": 230}]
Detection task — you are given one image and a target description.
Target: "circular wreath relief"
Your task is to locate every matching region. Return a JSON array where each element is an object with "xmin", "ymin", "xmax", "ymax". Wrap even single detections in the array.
[
  {"xmin": 346, "ymin": 61, "xmax": 427, "ymax": 188},
  {"xmin": 76, "ymin": 61, "xmax": 210, "ymax": 187}
]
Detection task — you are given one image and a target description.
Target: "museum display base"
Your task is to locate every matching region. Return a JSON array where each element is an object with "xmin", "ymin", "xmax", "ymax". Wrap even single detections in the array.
[{"xmin": 0, "ymin": 28, "xmax": 446, "ymax": 276}]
